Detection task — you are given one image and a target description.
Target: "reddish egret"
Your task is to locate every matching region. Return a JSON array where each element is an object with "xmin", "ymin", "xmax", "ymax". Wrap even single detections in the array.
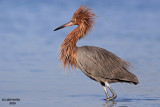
[{"xmin": 54, "ymin": 6, "xmax": 139, "ymax": 100}]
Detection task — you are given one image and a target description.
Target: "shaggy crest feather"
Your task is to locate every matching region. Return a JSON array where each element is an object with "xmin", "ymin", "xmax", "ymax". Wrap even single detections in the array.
[{"xmin": 59, "ymin": 6, "xmax": 96, "ymax": 69}]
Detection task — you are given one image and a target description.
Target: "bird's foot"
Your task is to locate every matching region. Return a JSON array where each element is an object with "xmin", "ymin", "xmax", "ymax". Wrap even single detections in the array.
[{"xmin": 106, "ymin": 95, "xmax": 117, "ymax": 101}]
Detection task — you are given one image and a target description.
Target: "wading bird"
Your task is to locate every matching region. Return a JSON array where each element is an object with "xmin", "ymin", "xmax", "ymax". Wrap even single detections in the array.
[{"xmin": 54, "ymin": 6, "xmax": 139, "ymax": 100}]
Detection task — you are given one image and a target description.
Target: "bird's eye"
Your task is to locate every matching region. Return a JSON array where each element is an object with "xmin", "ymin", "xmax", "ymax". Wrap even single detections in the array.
[{"xmin": 73, "ymin": 19, "xmax": 76, "ymax": 23}]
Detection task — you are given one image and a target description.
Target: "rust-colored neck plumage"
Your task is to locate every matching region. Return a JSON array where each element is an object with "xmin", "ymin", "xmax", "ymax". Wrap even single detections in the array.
[{"xmin": 59, "ymin": 6, "xmax": 96, "ymax": 70}]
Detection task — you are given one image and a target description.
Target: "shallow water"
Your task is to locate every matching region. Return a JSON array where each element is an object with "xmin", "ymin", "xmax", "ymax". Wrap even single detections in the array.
[{"xmin": 0, "ymin": 0, "xmax": 160, "ymax": 107}]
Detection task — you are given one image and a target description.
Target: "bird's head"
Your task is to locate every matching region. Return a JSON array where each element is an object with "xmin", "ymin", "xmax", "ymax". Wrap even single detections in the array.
[{"xmin": 54, "ymin": 6, "xmax": 96, "ymax": 31}]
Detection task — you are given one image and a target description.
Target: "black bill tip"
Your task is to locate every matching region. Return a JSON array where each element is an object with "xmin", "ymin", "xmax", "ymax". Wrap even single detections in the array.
[
  {"xmin": 54, "ymin": 21, "xmax": 73, "ymax": 31},
  {"xmin": 54, "ymin": 25, "xmax": 64, "ymax": 31}
]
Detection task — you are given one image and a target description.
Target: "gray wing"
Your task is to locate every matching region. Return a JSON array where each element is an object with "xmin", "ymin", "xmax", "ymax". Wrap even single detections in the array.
[{"xmin": 76, "ymin": 46, "xmax": 138, "ymax": 84}]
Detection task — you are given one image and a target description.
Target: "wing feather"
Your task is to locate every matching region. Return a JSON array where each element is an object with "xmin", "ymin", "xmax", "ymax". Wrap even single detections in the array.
[{"xmin": 76, "ymin": 46, "xmax": 138, "ymax": 83}]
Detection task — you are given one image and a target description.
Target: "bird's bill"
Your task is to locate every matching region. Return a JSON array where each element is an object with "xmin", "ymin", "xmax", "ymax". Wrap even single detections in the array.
[{"xmin": 54, "ymin": 21, "xmax": 73, "ymax": 31}]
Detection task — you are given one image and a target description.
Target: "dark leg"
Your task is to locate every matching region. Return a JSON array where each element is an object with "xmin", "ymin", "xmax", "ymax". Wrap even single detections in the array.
[
  {"xmin": 106, "ymin": 83, "xmax": 117, "ymax": 100},
  {"xmin": 101, "ymin": 82, "xmax": 110, "ymax": 99}
]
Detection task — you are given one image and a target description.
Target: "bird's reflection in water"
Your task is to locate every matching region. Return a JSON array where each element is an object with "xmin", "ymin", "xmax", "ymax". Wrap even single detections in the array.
[{"xmin": 103, "ymin": 101, "xmax": 117, "ymax": 107}]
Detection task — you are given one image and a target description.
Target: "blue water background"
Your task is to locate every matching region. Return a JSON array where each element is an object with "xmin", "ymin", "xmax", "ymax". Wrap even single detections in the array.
[{"xmin": 0, "ymin": 0, "xmax": 160, "ymax": 107}]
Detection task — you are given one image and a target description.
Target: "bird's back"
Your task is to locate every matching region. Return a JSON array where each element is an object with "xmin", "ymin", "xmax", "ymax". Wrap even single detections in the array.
[{"xmin": 76, "ymin": 46, "xmax": 139, "ymax": 85}]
